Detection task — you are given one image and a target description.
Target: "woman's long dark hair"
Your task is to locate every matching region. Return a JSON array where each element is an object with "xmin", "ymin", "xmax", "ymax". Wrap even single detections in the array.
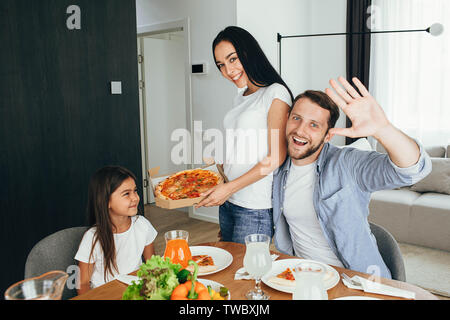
[
  {"xmin": 86, "ymin": 165, "xmax": 137, "ymax": 282},
  {"xmin": 212, "ymin": 26, "xmax": 294, "ymax": 102}
]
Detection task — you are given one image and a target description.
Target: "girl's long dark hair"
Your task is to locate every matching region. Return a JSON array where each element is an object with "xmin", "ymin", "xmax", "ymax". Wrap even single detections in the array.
[
  {"xmin": 212, "ymin": 26, "xmax": 294, "ymax": 102},
  {"xmin": 86, "ymin": 165, "xmax": 137, "ymax": 282}
]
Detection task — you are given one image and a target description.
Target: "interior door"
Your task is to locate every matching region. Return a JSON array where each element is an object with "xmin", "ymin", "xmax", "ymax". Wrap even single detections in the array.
[{"xmin": 142, "ymin": 34, "xmax": 187, "ymax": 203}]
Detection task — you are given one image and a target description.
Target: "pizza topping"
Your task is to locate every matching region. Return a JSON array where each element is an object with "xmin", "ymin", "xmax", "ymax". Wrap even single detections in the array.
[
  {"xmin": 276, "ymin": 268, "xmax": 295, "ymax": 281},
  {"xmin": 155, "ymin": 169, "xmax": 222, "ymax": 200}
]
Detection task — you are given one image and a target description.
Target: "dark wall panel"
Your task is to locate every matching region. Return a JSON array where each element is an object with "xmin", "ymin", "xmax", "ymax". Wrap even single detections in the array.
[{"xmin": 0, "ymin": 0, "xmax": 143, "ymax": 292}]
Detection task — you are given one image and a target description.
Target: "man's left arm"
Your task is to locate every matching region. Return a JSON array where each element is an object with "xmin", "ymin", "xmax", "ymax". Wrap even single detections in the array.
[{"xmin": 325, "ymin": 76, "xmax": 431, "ymax": 187}]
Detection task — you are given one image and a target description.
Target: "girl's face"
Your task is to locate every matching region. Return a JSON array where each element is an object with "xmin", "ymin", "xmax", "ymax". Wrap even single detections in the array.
[
  {"xmin": 214, "ymin": 40, "xmax": 249, "ymax": 89},
  {"xmin": 108, "ymin": 177, "xmax": 140, "ymax": 218}
]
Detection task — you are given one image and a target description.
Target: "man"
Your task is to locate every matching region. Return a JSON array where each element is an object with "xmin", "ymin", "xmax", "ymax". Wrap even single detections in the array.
[{"xmin": 272, "ymin": 76, "xmax": 432, "ymax": 279}]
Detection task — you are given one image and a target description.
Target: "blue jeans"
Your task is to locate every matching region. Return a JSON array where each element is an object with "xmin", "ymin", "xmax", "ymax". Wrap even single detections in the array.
[{"xmin": 219, "ymin": 201, "xmax": 273, "ymax": 244}]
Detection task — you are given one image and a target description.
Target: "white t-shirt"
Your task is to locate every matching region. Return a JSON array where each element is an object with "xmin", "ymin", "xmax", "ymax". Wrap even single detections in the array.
[
  {"xmin": 75, "ymin": 215, "xmax": 157, "ymax": 288},
  {"xmin": 223, "ymin": 83, "xmax": 292, "ymax": 209},
  {"xmin": 283, "ymin": 161, "xmax": 344, "ymax": 268}
]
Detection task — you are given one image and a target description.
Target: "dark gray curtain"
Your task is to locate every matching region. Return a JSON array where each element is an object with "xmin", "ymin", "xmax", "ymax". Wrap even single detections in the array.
[{"xmin": 346, "ymin": 0, "xmax": 372, "ymax": 145}]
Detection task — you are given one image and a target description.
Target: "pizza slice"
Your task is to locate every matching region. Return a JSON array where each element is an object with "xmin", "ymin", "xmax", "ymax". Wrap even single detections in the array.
[
  {"xmin": 186, "ymin": 254, "xmax": 218, "ymax": 273},
  {"xmin": 268, "ymin": 268, "xmax": 296, "ymax": 287}
]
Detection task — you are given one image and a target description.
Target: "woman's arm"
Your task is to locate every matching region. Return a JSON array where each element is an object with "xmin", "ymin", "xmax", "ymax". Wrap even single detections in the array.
[
  {"xmin": 195, "ymin": 99, "xmax": 290, "ymax": 208},
  {"xmin": 77, "ymin": 261, "xmax": 94, "ymax": 295}
]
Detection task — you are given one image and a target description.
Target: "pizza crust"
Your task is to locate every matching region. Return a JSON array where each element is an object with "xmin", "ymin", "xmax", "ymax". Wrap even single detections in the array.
[
  {"xmin": 268, "ymin": 276, "xmax": 296, "ymax": 287},
  {"xmin": 186, "ymin": 264, "xmax": 218, "ymax": 274}
]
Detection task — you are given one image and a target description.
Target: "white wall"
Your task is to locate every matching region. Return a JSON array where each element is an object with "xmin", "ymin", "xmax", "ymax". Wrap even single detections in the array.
[{"xmin": 237, "ymin": 0, "xmax": 348, "ymax": 146}]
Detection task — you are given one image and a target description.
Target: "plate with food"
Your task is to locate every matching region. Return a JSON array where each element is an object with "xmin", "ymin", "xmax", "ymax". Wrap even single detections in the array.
[
  {"xmin": 121, "ymin": 255, "xmax": 231, "ymax": 300},
  {"xmin": 154, "ymin": 169, "xmax": 223, "ymax": 200},
  {"xmin": 261, "ymin": 259, "xmax": 339, "ymax": 293},
  {"xmin": 186, "ymin": 246, "xmax": 233, "ymax": 276}
]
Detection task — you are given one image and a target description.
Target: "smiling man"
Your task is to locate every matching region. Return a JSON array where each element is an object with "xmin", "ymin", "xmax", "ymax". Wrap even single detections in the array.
[{"xmin": 272, "ymin": 77, "xmax": 432, "ymax": 279}]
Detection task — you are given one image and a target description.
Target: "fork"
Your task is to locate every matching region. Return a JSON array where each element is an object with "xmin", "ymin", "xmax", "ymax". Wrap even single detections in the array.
[{"xmin": 341, "ymin": 273, "xmax": 362, "ymax": 286}]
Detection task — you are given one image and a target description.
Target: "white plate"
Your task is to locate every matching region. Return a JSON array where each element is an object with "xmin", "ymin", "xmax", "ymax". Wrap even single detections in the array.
[
  {"xmin": 333, "ymin": 296, "xmax": 381, "ymax": 300},
  {"xmin": 261, "ymin": 259, "xmax": 340, "ymax": 293},
  {"xmin": 189, "ymin": 246, "xmax": 233, "ymax": 276},
  {"xmin": 198, "ymin": 279, "xmax": 231, "ymax": 300}
]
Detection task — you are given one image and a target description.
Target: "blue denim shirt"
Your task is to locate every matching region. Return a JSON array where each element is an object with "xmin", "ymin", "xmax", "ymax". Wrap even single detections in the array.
[{"xmin": 272, "ymin": 142, "xmax": 432, "ymax": 279}]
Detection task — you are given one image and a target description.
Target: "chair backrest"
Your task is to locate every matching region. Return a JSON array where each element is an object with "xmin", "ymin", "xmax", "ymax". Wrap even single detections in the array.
[
  {"xmin": 24, "ymin": 226, "xmax": 89, "ymax": 300},
  {"xmin": 369, "ymin": 222, "xmax": 406, "ymax": 282}
]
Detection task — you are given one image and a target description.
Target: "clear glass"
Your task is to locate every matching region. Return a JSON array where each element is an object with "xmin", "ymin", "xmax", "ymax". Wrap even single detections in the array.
[
  {"xmin": 243, "ymin": 233, "xmax": 272, "ymax": 300},
  {"xmin": 163, "ymin": 230, "xmax": 192, "ymax": 268},
  {"xmin": 4, "ymin": 270, "xmax": 69, "ymax": 300},
  {"xmin": 292, "ymin": 261, "xmax": 328, "ymax": 300}
]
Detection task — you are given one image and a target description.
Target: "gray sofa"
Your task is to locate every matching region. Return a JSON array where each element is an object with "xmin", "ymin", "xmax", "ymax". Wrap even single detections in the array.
[{"xmin": 368, "ymin": 143, "xmax": 450, "ymax": 252}]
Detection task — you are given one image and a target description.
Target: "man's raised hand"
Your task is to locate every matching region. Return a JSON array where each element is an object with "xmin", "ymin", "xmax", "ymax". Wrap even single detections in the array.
[{"xmin": 325, "ymin": 76, "xmax": 390, "ymax": 139}]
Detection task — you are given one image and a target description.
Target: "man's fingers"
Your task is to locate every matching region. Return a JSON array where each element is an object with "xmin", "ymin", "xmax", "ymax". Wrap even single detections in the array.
[
  {"xmin": 352, "ymin": 77, "xmax": 370, "ymax": 97},
  {"xmin": 328, "ymin": 127, "xmax": 354, "ymax": 137},
  {"xmin": 325, "ymin": 87, "xmax": 347, "ymax": 110},
  {"xmin": 338, "ymin": 76, "xmax": 361, "ymax": 99},
  {"xmin": 329, "ymin": 79, "xmax": 353, "ymax": 103}
]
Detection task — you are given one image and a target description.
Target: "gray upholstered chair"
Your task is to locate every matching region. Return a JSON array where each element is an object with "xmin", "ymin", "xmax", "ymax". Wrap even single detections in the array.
[
  {"xmin": 369, "ymin": 222, "xmax": 406, "ymax": 282},
  {"xmin": 24, "ymin": 226, "xmax": 89, "ymax": 300}
]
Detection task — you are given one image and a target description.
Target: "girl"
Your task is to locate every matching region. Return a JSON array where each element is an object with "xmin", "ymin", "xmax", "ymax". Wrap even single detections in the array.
[
  {"xmin": 75, "ymin": 166, "xmax": 157, "ymax": 294},
  {"xmin": 196, "ymin": 26, "xmax": 293, "ymax": 244}
]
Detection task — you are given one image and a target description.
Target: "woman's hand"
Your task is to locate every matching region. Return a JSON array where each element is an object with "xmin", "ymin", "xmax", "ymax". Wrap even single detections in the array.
[{"xmin": 194, "ymin": 183, "xmax": 235, "ymax": 208}]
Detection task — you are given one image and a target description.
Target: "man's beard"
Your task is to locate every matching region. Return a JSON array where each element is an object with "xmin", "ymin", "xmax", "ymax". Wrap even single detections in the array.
[{"xmin": 287, "ymin": 134, "xmax": 327, "ymax": 161}]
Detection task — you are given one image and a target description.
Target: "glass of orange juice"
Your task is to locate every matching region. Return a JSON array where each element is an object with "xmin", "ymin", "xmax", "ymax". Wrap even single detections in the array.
[{"xmin": 163, "ymin": 230, "xmax": 192, "ymax": 268}]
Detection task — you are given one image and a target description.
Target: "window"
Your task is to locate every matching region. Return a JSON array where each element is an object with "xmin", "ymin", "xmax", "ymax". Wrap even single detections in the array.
[{"xmin": 369, "ymin": 0, "xmax": 450, "ymax": 146}]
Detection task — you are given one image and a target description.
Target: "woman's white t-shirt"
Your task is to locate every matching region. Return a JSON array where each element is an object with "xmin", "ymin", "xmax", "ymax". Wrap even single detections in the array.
[
  {"xmin": 223, "ymin": 83, "xmax": 292, "ymax": 209},
  {"xmin": 75, "ymin": 215, "xmax": 157, "ymax": 288}
]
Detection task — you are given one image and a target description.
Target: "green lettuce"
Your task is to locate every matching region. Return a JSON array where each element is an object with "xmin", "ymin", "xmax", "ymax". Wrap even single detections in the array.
[{"xmin": 122, "ymin": 255, "xmax": 182, "ymax": 300}]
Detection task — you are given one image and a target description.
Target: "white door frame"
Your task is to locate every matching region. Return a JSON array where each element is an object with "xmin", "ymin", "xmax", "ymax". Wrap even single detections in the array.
[{"xmin": 137, "ymin": 18, "xmax": 195, "ymax": 215}]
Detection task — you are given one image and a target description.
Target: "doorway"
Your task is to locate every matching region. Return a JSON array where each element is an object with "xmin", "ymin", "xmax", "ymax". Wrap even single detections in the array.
[{"xmin": 137, "ymin": 19, "xmax": 193, "ymax": 208}]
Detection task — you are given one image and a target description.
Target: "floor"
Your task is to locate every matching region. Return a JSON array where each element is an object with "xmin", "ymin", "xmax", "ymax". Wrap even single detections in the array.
[{"xmin": 144, "ymin": 204, "xmax": 449, "ymax": 300}]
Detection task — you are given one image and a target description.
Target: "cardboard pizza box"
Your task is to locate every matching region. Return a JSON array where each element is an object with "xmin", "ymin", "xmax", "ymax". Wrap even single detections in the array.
[{"xmin": 148, "ymin": 158, "xmax": 228, "ymax": 210}]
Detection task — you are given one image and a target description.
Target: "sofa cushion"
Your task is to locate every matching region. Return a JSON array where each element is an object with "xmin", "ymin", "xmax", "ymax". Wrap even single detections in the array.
[
  {"xmin": 410, "ymin": 158, "xmax": 450, "ymax": 195},
  {"xmin": 376, "ymin": 143, "xmax": 446, "ymax": 158},
  {"xmin": 409, "ymin": 193, "xmax": 450, "ymax": 251},
  {"xmin": 369, "ymin": 189, "xmax": 421, "ymax": 243},
  {"xmin": 424, "ymin": 146, "xmax": 447, "ymax": 158},
  {"xmin": 342, "ymin": 138, "xmax": 373, "ymax": 151}
]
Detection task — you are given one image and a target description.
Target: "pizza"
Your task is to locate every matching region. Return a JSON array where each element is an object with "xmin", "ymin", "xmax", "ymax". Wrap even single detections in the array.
[
  {"xmin": 268, "ymin": 268, "xmax": 296, "ymax": 287},
  {"xmin": 154, "ymin": 169, "xmax": 223, "ymax": 200},
  {"xmin": 268, "ymin": 267, "xmax": 334, "ymax": 287},
  {"xmin": 186, "ymin": 255, "xmax": 218, "ymax": 273}
]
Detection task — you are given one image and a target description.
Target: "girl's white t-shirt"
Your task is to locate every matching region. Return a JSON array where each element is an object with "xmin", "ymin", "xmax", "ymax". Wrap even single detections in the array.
[
  {"xmin": 75, "ymin": 215, "xmax": 157, "ymax": 288},
  {"xmin": 223, "ymin": 83, "xmax": 292, "ymax": 209}
]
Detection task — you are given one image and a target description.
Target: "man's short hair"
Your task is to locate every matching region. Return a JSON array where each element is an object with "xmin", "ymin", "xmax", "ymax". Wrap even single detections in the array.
[{"xmin": 291, "ymin": 90, "xmax": 340, "ymax": 130}]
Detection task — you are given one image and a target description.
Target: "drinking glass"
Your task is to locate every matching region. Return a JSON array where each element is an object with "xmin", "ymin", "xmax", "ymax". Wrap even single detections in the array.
[
  {"xmin": 292, "ymin": 261, "xmax": 328, "ymax": 300},
  {"xmin": 163, "ymin": 230, "xmax": 192, "ymax": 268},
  {"xmin": 243, "ymin": 233, "xmax": 272, "ymax": 300}
]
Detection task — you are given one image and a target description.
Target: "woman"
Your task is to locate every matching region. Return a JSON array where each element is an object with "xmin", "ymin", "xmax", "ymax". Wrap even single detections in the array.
[{"xmin": 195, "ymin": 26, "xmax": 293, "ymax": 244}]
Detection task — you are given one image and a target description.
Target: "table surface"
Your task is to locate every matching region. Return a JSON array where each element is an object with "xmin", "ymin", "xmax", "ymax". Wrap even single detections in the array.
[{"xmin": 72, "ymin": 241, "xmax": 438, "ymax": 300}]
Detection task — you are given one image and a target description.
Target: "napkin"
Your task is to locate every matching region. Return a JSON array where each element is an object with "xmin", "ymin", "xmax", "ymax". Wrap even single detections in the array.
[
  {"xmin": 115, "ymin": 274, "xmax": 140, "ymax": 285},
  {"xmin": 234, "ymin": 254, "xmax": 279, "ymax": 280},
  {"xmin": 342, "ymin": 275, "xmax": 416, "ymax": 299}
]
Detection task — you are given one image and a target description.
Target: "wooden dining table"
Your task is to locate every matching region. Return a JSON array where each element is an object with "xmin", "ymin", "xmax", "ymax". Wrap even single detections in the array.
[{"xmin": 72, "ymin": 241, "xmax": 438, "ymax": 300}]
